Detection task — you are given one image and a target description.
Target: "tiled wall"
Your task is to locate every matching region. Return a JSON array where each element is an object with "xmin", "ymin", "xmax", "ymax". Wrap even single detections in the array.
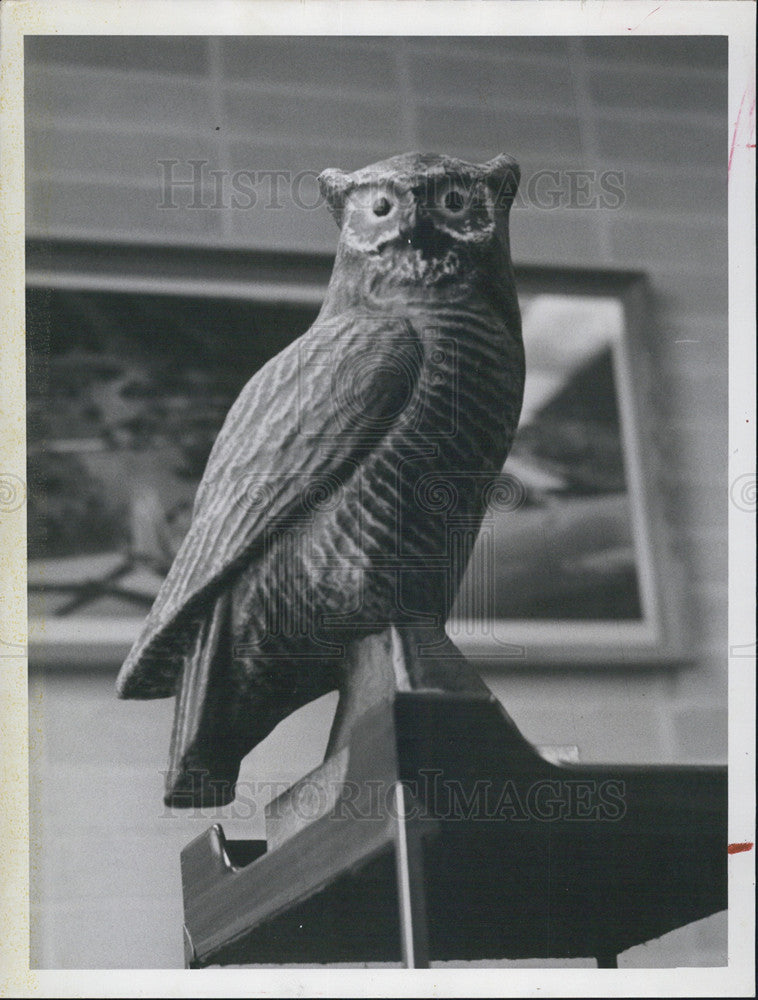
[{"xmin": 25, "ymin": 35, "xmax": 729, "ymax": 968}]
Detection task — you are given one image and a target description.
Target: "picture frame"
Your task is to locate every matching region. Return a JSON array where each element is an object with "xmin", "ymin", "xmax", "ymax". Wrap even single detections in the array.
[
  {"xmin": 451, "ymin": 267, "xmax": 688, "ymax": 667},
  {"xmin": 26, "ymin": 238, "xmax": 687, "ymax": 670}
]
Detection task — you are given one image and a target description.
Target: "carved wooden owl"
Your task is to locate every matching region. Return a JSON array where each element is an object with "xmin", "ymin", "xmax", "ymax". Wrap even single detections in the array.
[{"xmin": 117, "ymin": 151, "xmax": 525, "ymax": 806}]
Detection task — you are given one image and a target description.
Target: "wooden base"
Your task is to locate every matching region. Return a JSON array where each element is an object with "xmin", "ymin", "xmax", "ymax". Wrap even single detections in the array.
[{"xmin": 180, "ymin": 690, "xmax": 727, "ymax": 968}]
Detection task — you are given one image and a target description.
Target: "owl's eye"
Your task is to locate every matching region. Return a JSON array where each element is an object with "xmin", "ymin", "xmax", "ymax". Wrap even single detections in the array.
[
  {"xmin": 372, "ymin": 197, "xmax": 392, "ymax": 217},
  {"xmin": 442, "ymin": 189, "xmax": 466, "ymax": 214}
]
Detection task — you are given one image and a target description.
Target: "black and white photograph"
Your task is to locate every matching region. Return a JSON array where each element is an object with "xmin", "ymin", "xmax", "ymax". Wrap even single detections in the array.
[{"xmin": 0, "ymin": 1, "xmax": 755, "ymax": 994}]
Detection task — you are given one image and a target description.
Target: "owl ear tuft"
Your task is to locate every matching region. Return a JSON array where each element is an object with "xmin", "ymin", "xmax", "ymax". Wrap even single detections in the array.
[
  {"xmin": 319, "ymin": 168, "xmax": 354, "ymax": 227},
  {"xmin": 482, "ymin": 155, "xmax": 520, "ymax": 211}
]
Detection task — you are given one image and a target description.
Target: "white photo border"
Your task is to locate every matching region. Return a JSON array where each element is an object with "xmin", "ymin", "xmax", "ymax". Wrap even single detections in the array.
[{"xmin": 1, "ymin": 2, "xmax": 754, "ymax": 997}]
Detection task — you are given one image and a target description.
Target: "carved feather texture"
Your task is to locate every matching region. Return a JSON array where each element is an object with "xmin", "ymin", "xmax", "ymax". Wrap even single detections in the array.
[{"xmin": 116, "ymin": 152, "xmax": 525, "ymax": 805}]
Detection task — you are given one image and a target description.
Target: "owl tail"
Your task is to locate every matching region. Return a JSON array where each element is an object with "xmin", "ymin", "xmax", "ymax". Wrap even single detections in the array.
[{"xmin": 164, "ymin": 590, "xmax": 253, "ymax": 808}]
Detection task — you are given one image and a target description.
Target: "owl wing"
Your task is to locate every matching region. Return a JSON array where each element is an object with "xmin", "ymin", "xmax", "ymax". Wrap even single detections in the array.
[{"xmin": 116, "ymin": 312, "xmax": 421, "ymax": 696}]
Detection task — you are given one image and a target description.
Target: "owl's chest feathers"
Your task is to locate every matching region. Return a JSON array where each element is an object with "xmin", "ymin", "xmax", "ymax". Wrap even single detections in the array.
[
  {"xmin": 324, "ymin": 303, "xmax": 521, "ymax": 513},
  {"xmin": 295, "ymin": 302, "xmax": 521, "ymax": 601},
  {"xmin": 340, "ymin": 301, "xmax": 520, "ymax": 433}
]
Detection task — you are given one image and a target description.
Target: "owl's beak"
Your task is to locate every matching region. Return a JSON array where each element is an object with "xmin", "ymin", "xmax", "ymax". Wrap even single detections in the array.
[{"xmin": 398, "ymin": 203, "xmax": 436, "ymax": 250}]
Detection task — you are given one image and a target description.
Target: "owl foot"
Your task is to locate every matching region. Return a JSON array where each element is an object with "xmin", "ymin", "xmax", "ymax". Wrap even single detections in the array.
[{"xmin": 325, "ymin": 625, "xmax": 490, "ymax": 756}]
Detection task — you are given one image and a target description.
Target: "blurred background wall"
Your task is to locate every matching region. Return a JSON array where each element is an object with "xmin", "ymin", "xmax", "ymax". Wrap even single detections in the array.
[{"xmin": 25, "ymin": 35, "xmax": 728, "ymax": 968}]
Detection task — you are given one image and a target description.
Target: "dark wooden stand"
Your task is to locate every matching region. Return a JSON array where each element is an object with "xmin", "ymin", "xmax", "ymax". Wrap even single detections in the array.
[{"xmin": 180, "ymin": 688, "xmax": 727, "ymax": 968}]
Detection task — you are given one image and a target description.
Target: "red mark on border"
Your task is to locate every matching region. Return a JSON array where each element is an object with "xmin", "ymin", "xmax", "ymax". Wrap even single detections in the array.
[
  {"xmin": 728, "ymin": 842, "xmax": 753, "ymax": 855},
  {"xmin": 627, "ymin": 6, "xmax": 661, "ymax": 31},
  {"xmin": 729, "ymin": 91, "xmax": 748, "ymax": 175},
  {"xmin": 729, "ymin": 92, "xmax": 756, "ymax": 176}
]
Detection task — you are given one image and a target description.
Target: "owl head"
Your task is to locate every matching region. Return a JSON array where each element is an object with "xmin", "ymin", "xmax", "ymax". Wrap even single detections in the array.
[{"xmin": 318, "ymin": 151, "xmax": 519, "ymax": 302}]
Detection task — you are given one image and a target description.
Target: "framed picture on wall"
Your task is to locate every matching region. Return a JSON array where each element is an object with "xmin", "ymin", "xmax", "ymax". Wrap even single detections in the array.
[
  {"xmin": 26, "ymin": 241, "xmax": 686, "ymax": 668},
  {"xmin": 449, "ymin": 270, "xmax": 687, "ymax": 665}
]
